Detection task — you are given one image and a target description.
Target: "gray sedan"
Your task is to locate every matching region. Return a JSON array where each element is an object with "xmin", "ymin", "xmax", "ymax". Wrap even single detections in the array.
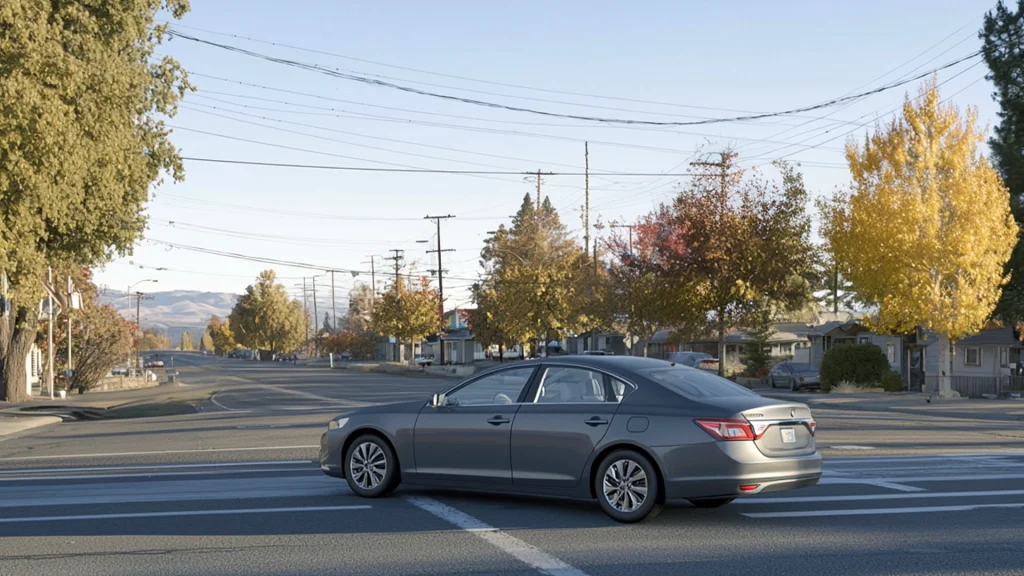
[
  {"xmin": 769, "ymin": 362, "xmax": 822, "ymax": 391},
  {"xmin": 320, "ymin": 356, "xmax": 821, "ymax": 522}
]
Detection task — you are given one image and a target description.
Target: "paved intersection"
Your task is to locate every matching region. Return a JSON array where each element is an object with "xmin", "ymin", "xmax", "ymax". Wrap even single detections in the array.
[{"xmin": 0, "ymin": 354, "xmax": 1022, "ymax": 575}]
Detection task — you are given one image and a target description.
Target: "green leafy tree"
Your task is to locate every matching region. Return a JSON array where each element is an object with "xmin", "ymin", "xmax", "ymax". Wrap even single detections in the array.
[
  {"xmin": 479, "ymin": 194, "xmax": 590, "ymax": 353},
  {"xmin": 138, "ymin": 329, "xmax": 171, "ymax": 351},
  {"xmin": 199, "ymin": 329, "xmax": 214, "ymax": 353},
  {"xmin": 206, "ymin": 315, "xmax": 236, "ymax": 355},
  {"xmin": 228, "ymin": 270, "xmax": 306, "ymax": 355},
  {"xmin": 0, "ymin": 0, "xmax": 191, "ymax": 401},
  {"xmin": 982, "ymin": 1, "xmax": 1024, "ymax": 321},
  {"xmin": 371, "ymin": 277, "xmax": 442, "ymax": 364},
  {"xmin": 639, "ymin": 153, "xmax": 815, "ymax": 374}
]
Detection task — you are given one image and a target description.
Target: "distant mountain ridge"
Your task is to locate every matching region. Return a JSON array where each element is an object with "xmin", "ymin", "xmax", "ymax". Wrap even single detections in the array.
[{"xmin": 100, "ymin": 290, "xmax": 238, "ymax": 345}]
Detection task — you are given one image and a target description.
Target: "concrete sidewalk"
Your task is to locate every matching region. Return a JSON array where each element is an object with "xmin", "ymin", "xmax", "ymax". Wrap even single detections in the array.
[{"xmin": 0, "ymin": 415, "xmax": 62, "ymax": 441}]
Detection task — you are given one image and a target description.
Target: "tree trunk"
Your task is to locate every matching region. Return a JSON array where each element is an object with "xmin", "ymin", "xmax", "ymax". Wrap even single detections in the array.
[
  {"xmin": 498, "ymin": 343, "xmax": 504, "ymax": 363},
  {"xmin": 717, "ymin": 311, "xmax": 727, "ymax": 378},
  {"xmin": 0, "ymin": 309, "xmax": 35, "ymax": 403}
]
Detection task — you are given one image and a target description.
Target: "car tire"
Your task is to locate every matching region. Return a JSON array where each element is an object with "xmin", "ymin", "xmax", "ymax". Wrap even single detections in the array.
[
  {"xmin": 688, "ymin": 497, "xmax": 736, "ymax": 509},
  {"xmin": 344, "ymin": 434, "xmax": 399, "ymax": 498},
  {"xmin": 770, "ymin": 377, "xmax": 776, "ymax": 389},
  {"xmin": 594, "ymin": 449, "xmax": 663, "ymax": 523},
  {"xmin": 789, "ymin": 378, "xmax": 797, "ymax": 392}
]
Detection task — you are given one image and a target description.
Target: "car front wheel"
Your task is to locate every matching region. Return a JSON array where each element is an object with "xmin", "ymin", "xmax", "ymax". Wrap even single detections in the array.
[
  {"xmin": 344, "ymin": 434, "xmax": 399, "ymax": 498},
  {"xmin": 595, "ymin": 449, "xmax": 663, "ymax": 523}
]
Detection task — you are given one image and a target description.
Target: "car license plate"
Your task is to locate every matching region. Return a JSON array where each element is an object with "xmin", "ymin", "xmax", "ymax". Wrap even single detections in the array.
[{"xmin": 780, "ymin": 427, "xmax": 796, "ymax": 444}]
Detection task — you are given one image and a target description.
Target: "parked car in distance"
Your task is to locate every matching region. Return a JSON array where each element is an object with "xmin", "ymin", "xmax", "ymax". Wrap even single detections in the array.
[
  {"xmin": 668, "ymin": 351, "xmax": 720, "ymax": 373},
  {"xmin": 769, "ymin": 362, "xmax": 821, "ymax": 391},
  {"xmin": 320, "ymin": 356, "xmax": 821, "ymax": 523},
  {"xmin": 415, "ymin": 355, "xmax": 434, "ymax": 366},
  {"xmin": 144, "ymin": 360, "xmax": 165, "ymax": 368},
  {"xmin": 110, "ymin": 367, "xmax": 129, "ymax": 376},
  {"xmin": 340, "ymin": 352, "xmax": 352, "ymax": 360}
]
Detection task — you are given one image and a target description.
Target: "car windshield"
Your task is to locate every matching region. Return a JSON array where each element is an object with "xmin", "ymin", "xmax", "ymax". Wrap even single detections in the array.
[
  {"xmin": 641, "ymin": 366, "xmax": 757, "ymax": 399},
  {"xmin": 788, "ymin": 363, "xmax": 817, "ymax": 373}
]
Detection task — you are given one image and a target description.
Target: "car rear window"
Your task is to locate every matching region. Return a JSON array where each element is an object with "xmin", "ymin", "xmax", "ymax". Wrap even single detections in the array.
[
  {"xmin": 788, "ymin": 363, "xmax": 817, "ymax": 373},
  {"xmin": 641, "ymin": 366, "xmax": 757, "ymax": 399}
]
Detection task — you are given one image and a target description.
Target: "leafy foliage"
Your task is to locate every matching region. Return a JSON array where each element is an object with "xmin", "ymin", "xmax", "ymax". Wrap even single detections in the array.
[
  {"xmin": 881, "ymin": 370, "xmax": 905, "ymax": 393},
  {"xmin": 0, "ymin": 0, "xmax": 191, "ymax": 401},
  {"xmin": 371, "ymin": 276, "xmax": 442, "ymax": 360},
  {"xmin": 179, "ymin": 331, "xmax": 194, "ymax": 351},
  {"xmin": 228, "ymin": 270, "xmax": 305, "ymax": 354},
  {"xmin": 205, "ymin": 315, "xmax": 236, "ymax": 355},
  {"xmin": 821, "ymin": 80, "xmax": 1018, "ymax": 341},
  {"xmin": 820, "ymin": 344, "xmax": 890, "ymax": 391},
  {"xmin": 982, "ymin": 2, "xmax": 1024, "ymax": 321},
  {"xmin": 344, "ymin": 283, "xmax": 375, "ymax": 334},
  {"xmin": 322, "ymin": 330, "xmax": 376, "ymax": 360},
  {"xmin": 138, "ymin": 329, "xmax": 171, "ymax": 351}
]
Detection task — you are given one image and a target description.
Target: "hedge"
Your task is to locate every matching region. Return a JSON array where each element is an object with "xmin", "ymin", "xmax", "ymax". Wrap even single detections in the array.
[{"xmin": 820, "ymin": 343, "xmax": 890, "ymax": 392}]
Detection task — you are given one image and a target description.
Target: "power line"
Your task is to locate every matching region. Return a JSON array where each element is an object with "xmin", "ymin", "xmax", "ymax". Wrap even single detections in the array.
[
  {"xmin": 177, "ymin": 154, "xmax": 694, "ymax": 176},
  {"xmin": 168, "ymin": 29, "xmax": 981, "ymax": 128},
  {"xmin": 154, "ymin": 192, "xmax": 511, "ymax": 222},
  {"xmin": 164, "ymin": 22, "xmax": 874, "ymax": 121}
]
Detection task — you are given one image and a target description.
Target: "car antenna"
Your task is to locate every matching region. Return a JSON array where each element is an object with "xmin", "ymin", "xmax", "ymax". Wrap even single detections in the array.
[{"xmin": 670, "ymin": 362, "xmax": 676, "ymax": 366}]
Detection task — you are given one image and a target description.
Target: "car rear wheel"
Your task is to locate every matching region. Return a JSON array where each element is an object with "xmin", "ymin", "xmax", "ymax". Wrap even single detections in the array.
[
  {"xmin": 595, "ymin": 449, "xmax": 663, "ymax": 523},
  {"xmin": 344, "ymin": 435, "xmax": 399, "ymax": 498},
  {"xmin": 688, "ymin": 497, "xmax": 736, "ymax": 509}
]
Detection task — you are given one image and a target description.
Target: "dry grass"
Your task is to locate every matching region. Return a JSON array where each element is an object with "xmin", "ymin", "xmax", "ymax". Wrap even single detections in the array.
[{"xmin": 831, "ymin": 382, "xmax": 885, "ymax": 394}]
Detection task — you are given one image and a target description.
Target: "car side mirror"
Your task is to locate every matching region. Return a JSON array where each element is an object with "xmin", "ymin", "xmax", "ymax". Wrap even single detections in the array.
[{"xmin": 431, "ymin": 393, "xmax": 447, "ymax": 407}]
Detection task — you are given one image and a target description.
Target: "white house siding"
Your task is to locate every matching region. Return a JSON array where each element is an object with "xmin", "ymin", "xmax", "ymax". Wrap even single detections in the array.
[
  {"xmin": 867, "ymin": 334, "xmax": 901, "ymax": 372},
  {"xmin": 952, "ymin": 344, "xmax": 1005, "ymax": 377}
]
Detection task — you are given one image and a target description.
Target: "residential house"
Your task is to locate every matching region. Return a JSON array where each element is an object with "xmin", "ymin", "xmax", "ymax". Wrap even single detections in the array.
[
  {"xmin": 564, "ymin": 330, "xmax": 627, "ymax": 355},
  {"xmin": 423, "ymin": 308, "xmax": 484, "ymax": 365},
  {"xmin": 807, "ymin": 320, "xmax": 902, "ymax": 376}
]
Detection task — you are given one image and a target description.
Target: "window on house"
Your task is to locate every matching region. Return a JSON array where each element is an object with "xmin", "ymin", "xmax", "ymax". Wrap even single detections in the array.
[
  {"xmin": 964, "ymin": 347, "xmax": 981, "ymax": 366},
  {"xmin": 859, "ymin": 336, "xmax": 871, "ymax": 344},
  {"xmin": 1000, "ymin": 347, "xmax": 1009, "ymax": 368},
  {"xmin": 886, "ymin": 343, "xmax": 895, "ymax": 365}
]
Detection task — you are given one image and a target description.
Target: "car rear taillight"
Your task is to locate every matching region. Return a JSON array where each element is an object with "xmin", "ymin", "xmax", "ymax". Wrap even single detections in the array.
[
  {"xmin": 808, "ymin": 419, "xmax": 816, "ymax": 435},
  {"xmin": 694, "ymin": 418, "xmax": 762, "ymax": 441}
]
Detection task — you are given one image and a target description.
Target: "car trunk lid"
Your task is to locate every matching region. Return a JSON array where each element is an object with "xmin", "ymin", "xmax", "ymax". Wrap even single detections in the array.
[{"xmin": 740, "ymin": 403, "xmax": 816, "ymax": 457}]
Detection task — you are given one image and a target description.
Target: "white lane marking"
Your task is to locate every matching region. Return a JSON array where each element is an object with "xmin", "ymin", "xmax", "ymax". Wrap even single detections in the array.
[
  {"xmin": 0, "ymin": 467, "xmax": 320, "ymax": 483},
  {"xmin": 824, "ymin": 451, "xmax": 1024, "ymax": 464},
  {"xmin": 744, "ymin": 502, "xmax": 1024, "ymax": 519},
  {"xmin": 0, "ymin": 460, "xmax": 315, "ymax": 475},
  {"xmin": 256, "ymin": 384, "xmax": 374, "ymax": 407},
  {"xmin": 818, "ymin": 478, "xmax": 925, "ymax": 492},
  {"xmin": 826, "ymin": 445, "xmax": 875, "ymax": 450},
  {"xmin": 209, "ymin": 391, "xmax": 247, "ymax": 412},
  {"xmin": 737, "ymin": 489, "xmax": 1024, "ymax": 504},
  {"xmin": 0, "ymin": 445, "xmax": 319, "ymax": 462},
  {"xmin": 407, "ymin": 496, "xmax": 591, "ymax": 576},
  {"xmin": 0, "ymin": 505, "xmax": 370, "ymax": 524}
]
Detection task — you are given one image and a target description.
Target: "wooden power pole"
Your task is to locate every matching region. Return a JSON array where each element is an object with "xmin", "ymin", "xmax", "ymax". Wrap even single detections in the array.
[
  {"xmin": 584, "ymin": 141, "xmax": 590, "ymax": 255},
  {"xmin": 425, "ymin": 215, "xmax": 456, "ymax": 364}
]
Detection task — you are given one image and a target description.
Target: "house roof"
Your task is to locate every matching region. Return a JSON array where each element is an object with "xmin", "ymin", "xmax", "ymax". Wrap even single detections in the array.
[
  {"xmin": 808, "ymin": 320, "xmax": 868, "ymax": 337},
  {"xmin": 957, "ymin": 326, "xmax": 1022, "ymax": 347}
]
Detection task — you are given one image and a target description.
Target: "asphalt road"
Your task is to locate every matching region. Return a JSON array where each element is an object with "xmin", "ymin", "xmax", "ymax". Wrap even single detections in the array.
[{"xmin": 1, "ymin": 354, "xmax": 1023, "ymax": 575}]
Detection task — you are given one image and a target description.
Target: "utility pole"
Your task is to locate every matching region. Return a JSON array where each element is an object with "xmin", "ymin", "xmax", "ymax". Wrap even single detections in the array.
[
  {"xmin": 386, "ymin": 250, "xmax": 405, "ymax": 289},
  {"xmin": 584, "ymin": 142, "xmax": 590, "ymax": 256},
  {"xmin": 690, "ymin": 151, "xmax": 737, "ymax": 377},
  {"xmin": 536, "ymin": 168, "xmax": 542, "ymax": 209},
  {"xmin": 302, "ymin": 277, "xmax": 309, "ymax": 355},
  {"xmin": 46, "ymin": 267, "xmax": 54, "ymax": 400},
  {"xmin": 66, "ymin": 276, "xmax": 73, "ymax": 388},
  {"xmin": 425, "ymin": 215, "xmax": 456, "ymax": 365},
  {"xmin": 312, "ymin": 275, "xmax": 319, "ymax": 356},
  {"xmin": 330, "ymin": 270, "xmax": 337, "ymax": 333}
]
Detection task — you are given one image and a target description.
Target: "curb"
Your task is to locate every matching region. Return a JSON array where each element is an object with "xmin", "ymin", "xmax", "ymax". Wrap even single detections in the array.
[{"xmin": 0, "ymin": 415, "xmax": 62, "ymax": 442}]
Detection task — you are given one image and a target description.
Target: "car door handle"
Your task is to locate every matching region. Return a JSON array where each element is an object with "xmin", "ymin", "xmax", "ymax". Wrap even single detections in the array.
[
  {"xmin": 584, "ymin": 417, "xmax": 609, "ymax": 426},
  {"xmin": 487, "ymin": 416, "xmax": 511, "ymax": 425}
]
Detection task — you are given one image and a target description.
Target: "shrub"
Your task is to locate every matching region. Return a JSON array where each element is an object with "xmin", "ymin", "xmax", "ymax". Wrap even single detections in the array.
[
  {"xmin": 881, "ymin": 370, "xmax": 904, "ymax": 393},
  {"xmin": 820, "ymin": 343, "xmax": 890, "ymax": 391}
]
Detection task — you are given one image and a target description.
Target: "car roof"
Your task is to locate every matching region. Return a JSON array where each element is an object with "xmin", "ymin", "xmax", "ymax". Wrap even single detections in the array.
[{"xmin": 478, "ymin": 355, "xmax": 671, "ymax": 375}]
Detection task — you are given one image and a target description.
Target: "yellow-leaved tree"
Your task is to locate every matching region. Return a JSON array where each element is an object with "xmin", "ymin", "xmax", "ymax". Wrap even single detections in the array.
[{"xmin": 821, "ymin": 79, "xmax": 1018, "ymax": 396}]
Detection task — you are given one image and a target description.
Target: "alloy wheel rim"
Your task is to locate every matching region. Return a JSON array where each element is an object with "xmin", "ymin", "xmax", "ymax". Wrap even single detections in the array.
[
  {"xmin": 350, "ymin": 442, "xmax": 387, "ymax": 490},
  {"xmin": 602, "ymin": 459, "xmax": 648, "ymax": 513}
]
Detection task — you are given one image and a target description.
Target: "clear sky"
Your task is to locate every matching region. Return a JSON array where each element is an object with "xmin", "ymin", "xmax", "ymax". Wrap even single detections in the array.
[{"xmin": 94, "ymin": 0, "xmax": 998, "ymax": 319}]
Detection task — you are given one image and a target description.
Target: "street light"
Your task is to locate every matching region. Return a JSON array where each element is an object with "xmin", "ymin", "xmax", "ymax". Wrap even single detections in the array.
[{"xmin": 127, "ymin": 279, "xmax": 158, "ymax": 372}]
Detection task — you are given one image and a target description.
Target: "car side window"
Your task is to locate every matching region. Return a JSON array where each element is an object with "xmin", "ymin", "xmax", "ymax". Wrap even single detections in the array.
[
  {"xmin": 535, "ymin": 367, "xmax": 606, "ymax": 403},
  {"xmin": 446, "ymin": 367, "xmax": 534, "ymax": 406},
  {"xmin": 609, "ymin": 377, "xmax": 635, "ymax": 403}
]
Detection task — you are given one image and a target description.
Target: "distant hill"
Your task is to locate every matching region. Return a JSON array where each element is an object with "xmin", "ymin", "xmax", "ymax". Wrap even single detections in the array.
[{"xmin": 100, "ymin": 290, "xmax": 238, "ymax": 345}]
